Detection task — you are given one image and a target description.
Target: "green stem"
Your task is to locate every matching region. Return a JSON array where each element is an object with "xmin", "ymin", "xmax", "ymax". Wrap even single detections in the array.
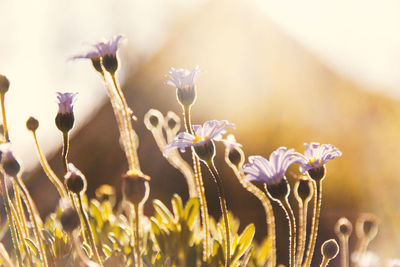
[
  {"xmin": 77, "ymin": 194, "xmax": 103, "ymax": 266},
  {"xmin": 281, "ymin": 198, "xmax": 296, "ymax": 267},
  {"xmin": 133, "ymin": 204, "xmax": 141, "ymax": 267},
  {"xmin": 110, "ymin": 74, "xmax": 140, "ymax": 172},
  {"xmin": 0, "ymin": 93, "xmax": 9, "ymax": 141},
  {"xmin": 206, "ymin": 161, "xmax": 230, "ymax": 267},
  {"xmin": 1, "ymin": 176, "xmax": 22, "ymax": 266},
  {"xmin": 15, "ymin": 178, "xmax": 48, "ymax": 267},
  {"xmin": 183, "ymin": 105, "xmax": 210, "ymax": 260},
  {"xmin": 304, "ymin": 180, "xmax": 322, "ymax": 267},
  {"xmin": 31, "ymin": 131, "xmax": 67, "ymax": 199},
  {"xmin": 62, "ymin": 132, "xmax": 69, "ymax": 174}
]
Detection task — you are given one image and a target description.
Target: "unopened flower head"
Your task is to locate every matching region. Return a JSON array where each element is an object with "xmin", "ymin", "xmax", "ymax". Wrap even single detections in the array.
[
  {"xmin": 164, "ymin": 120, "xmax": 234, "ymax": 155},
  {"xmin": 0, "ymin": 143, "xmax": 21, "ymax": 177},
  {"xmin": 223, "ymin": 134, "xmax": 243, "ymax": 167},
  {"xmin": 55, "ymin": 92, "xmax": 77, "ymax": 133},
  {"xmin": 298, "ymin": 143, "xmax": 342, "ymax": 173},
  {"xmin": 65, "ymin": 163, "xmax": 87, "ymax": 194},
  {"xmin": 166, "ymin": 66, "xmax": 201, "ymax": 107}
]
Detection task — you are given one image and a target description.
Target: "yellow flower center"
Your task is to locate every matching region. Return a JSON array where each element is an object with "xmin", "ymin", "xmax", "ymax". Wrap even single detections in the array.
[{"xmin": 192, "ymin": 135, "xmax": 208, "ymax": 143}]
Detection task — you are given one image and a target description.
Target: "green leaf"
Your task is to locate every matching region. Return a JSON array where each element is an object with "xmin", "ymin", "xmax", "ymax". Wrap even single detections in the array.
[
  {"xmin": 25, "ymin": 238, "xmax": 39, "ymax": 257},
  {"xmin": 184, "ymin": 197, "xmax": 199, "ymax": 228},
  {"xmin": 171, "ymin": 194, "xmax": 184, "ymax": 220},
  {"xmin": 231, "ymin": 224, "xmax": 255, "ymax": 263},
  {"xmin": 153, "ymin": 200, "xmax": 175, "ymax": 226}
]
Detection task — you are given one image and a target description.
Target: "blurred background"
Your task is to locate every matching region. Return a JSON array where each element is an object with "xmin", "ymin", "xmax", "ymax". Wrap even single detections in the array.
[{"xmin": 1, "ymin": 0, "xmax": 400, "ymax": 265}]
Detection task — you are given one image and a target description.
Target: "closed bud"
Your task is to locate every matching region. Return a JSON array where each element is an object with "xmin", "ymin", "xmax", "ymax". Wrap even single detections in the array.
[
  {"xmin": 60, "ymin": 207, "xmax": 80, "ymax": 233},
  {"xmin": 65, "ymin": 163, "xmax": 86, "ymax": 194},
  {"xmin": 295, "ymin": 178, "xmax": 313, "ymax": 201},
  {"xmin": 356, "ymin": 213, "xmax": 379, "ymax": 241},
  {"xmin": 321, "ymin": 239, "xmax": 339, "ymax": 259},
  {"xmin": 26, "ymin": 116, "xmax": 39, "ymax": 132},
  {"xmin": 335, "ymin": 217, "xmax": 352, "ymax": 238},
  {"xmin": 0, "ymin": 75, "xmax": 10, "ymax": 94},
  {"xmin": 122, "ymin": 170, "xmax": 150, "ymax": 205},
  {"xmin": 55, "ymin": 92, "xmax": 77, "ymax": 133},
  {"xmin": 2, "ymin": 151, "xmax": 20, "ymax": 177},
  {"xmin": 144, "ymin": 109, "xmax": 164, "ymax": 131}
]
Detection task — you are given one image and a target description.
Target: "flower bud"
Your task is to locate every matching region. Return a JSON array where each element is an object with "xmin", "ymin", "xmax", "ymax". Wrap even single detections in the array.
[
  {"xmin": 0, "ymin": 75, "xmax": 10, "ymax": 94},
  {"xmin": 227, "ymin": 147, "xmax": 242, "ymax": 167},
  {"xmin": 26, "ymin": 116, "xmax": 39, "ymax": 132},
  {"xmin": 60, "ymin": 207, "xmax": 80, "ymax": 233},
  {"xmin": 356, "ymin": 213, "xmax": 379, "ymax": 241},
  {"xmin": 321, "ymin": 239, "xmax": 339, "ymax": 260},
  {"xmin": 335, "ymin": 217, "xmax": 352, "ymax": 238},
  {"xmin": 102, "ymin": 55, "xmax": 118, "ymax": 74},
  {"xmin": 194, "ymin": 140, "xmax": 215, "ymax": 163},
  {"xmin": 122, "ymin": 171, "xmax": 150, "ymax": 205},
  {"xmin": 55, "ymin": 93, "xmax": 77, "ymax": 133},
  {"xmin": 265, "ymin": 178, "xmax": 290, "ymax": 201},
  {"xmin": 177, "ymin": 87, "xmax": 196, "ymax": 107},
  {"xmin": 307, "ymin": 165, "xmax": 326, "ymax": 181},
  {"xmin": 65, "ymin": 163, "xmax": 86, "ymax": 194},
  {"xmin": 1, "ymin": 149, "xmax": 20, "ymax": 177},
  {"xmin": 295, "ymin": 178, "xmax": 313, "ymax": 201},
  {"xmin": 144, "ymin": 109, "xmax": 164, "ymax": 131}
]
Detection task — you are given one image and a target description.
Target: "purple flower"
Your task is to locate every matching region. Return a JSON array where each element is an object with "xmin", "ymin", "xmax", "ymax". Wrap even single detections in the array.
[
  {"xmin": 297, "ymin": 143, "xmax": 342, "ymax": 173},
  {"xmin": 165, "ymin": 66, "xmax": 201, "ymax": 90},
  {"xmin": 241, "ymin": 147, "xmax": 300, "ymax": 185},
  {"xmin": 164, "ymin": 120, "xmax": 235, "ymax": 155},
  {"xmin": 70, "ymin": 34, "xmax": 125, "ymax": 60},
  {"xmin": 56, "ymin": 92, "xmax": 77, "ymax": 115}
]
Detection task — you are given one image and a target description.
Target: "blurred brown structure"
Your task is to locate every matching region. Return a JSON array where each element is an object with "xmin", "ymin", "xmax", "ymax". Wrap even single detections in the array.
[{"xmin": 24, "ymin": 0, "xmax": 400, "ymax": 265}]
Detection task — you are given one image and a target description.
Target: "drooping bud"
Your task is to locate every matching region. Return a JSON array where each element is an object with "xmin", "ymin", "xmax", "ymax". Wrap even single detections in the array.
[
  {"xmin": 335, "ymin": 217, "xmax": 353, "ymax": 238},
  {"xmin": 0, "ymin": 144, "xmax": 21, "ymax": 177},
  {"xmin": 60, "ymin": 207, "xmax": 80, "ymax": 233},
  {"xmin": 26, "ymin": 116, "xmax": 39, "ymax": 132},
  {"xmin": 55, "ymin": 92, "xmax": 77, "ymax": 133},
  {"xmin": 321, "ymin": 239, "xmax": 339, "ymax": 260},
  {"xmin": 122, "ymin": 170, "xmax": 150, "ymax": 205},
  {"xmin": 164, "ymin": 111, "xmax": 180, "ymax": 132},
  {"xmin": 223, "ymin": 134, "xmax": 243, "ymax": 168},
  {"xmin": 0, "ymin": 75, "xmax": 10, "ymax": 94},
  {"xmin": 65, "ymin": 163, "xmax": 87, "ymax": 194}
]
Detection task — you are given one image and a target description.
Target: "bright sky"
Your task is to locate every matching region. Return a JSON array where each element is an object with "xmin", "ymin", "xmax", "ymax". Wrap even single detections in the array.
[{"xmin": 0, "ymin": 0, "xmax": 399, "ymax": 170}]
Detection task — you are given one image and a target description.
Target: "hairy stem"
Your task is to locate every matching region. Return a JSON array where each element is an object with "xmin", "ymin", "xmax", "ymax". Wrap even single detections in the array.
[
  {"xmin": 31, "ymin": 131, "xmax": 67, "ymax": 199},
  {"xmin": 183, "ymin": 105, "xmax": 210, "ymax": 260},
  {"xmin": 62, "ymin": 132, "xmax": 69, "ymax": 173},
  {"xmin": 207, "ymin": 161, "xmax": 230, "ymax": 267},
  {"xmin": 339, "ymin": 236, "xmax": 349, "ymax": 267},
  {"xmin": 281, "ymin": 198, "xmax": 296, "ymax": 267},
  {"xmin": 304, "ymin": 180, "xmax": 323, "ymax": 267},
  {"xmin": 0, "ymin": 93, "xmax": 9, "ymax": 141},
  {"xmin": 77, "ymin": 194, "xmax": 103, "ymax": 266},
  {"xmin": 133, "ymin": 204, "xmax": 141, "ymax": 267}
]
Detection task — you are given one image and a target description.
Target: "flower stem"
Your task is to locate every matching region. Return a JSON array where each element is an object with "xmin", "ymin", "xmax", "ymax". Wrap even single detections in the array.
[
  {"xmin": 183, "ymin": 105, "xmax": 210, "ymax": 260},
  {"xmin": 296, "ymin": 202, "xmax": 309, "ymax": 266},
  {"xmin": 0, "ymin": 93, "xmax": 9, "ymax": 141},
  {"xmin": 320, "ymin": 257, "xmax": 329, "ymax": 267},
  {"xmin": 338, "ymin": 236, "xmax": 349, "ymax": 267},
  {"xmin": 133, "ymin": 204, "xmax": 141, "ymax": 267},
  {"xmin": 62, "ymin": 131, "xmax": 69, "ymax": 174},
  {"xmin": 110, "ymin": 74, "xmax": 140, "ymax": 172},
  {"xmin": 31, "ymin": 131, "xmax": 67, "ymax": 199},
  {"xmin": 77, "ymin": 194, "xmax": 103, "ymax": 266},
  {"xmin": 12, "ymin": 181, "xmax": 29, "ymax": 240},
  {"xmin": 0, "ymin": 175, "xmax": 22, "ymax": 266},
  {"xmin": 303, "ymin": 180, "xmax": 323, "ymax": 267},
  {"xmin": 281, "ymin": 198, "xmax": 296, "ymax": 267},
  {"xmin": 15, "ymin": 177, "xmax": 48, "ymax": 267},
  {"xmin": 206, "ymin": 161, "xmax": 230, "ymax": 267},
  {"xmin": 225, "ymin": 160, "xmax": 276, "ymax": 267}
]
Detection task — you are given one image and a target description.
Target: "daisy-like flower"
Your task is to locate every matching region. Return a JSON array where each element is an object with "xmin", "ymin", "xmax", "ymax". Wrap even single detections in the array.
[
  {"xmin": 242, "ymin": 147, "xmax": 300, "ymax": 186},
  {"xmin": 164, "ymin": 120, "xmax": 235, "ymax": 161},
  {"xmin": 165, "ymin": 66, "xmax": 201, "ymax": 107},
  {"xmin": 55, "ymin": 92, "xmax": 77, "ymax": 133},
  {"xmin": 297, "ymin": 142, "xmax": 342, "ymax": 180},
  {"xmin": 71, "ymin": 34, "xmax": 125, "ymax": 74}
]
